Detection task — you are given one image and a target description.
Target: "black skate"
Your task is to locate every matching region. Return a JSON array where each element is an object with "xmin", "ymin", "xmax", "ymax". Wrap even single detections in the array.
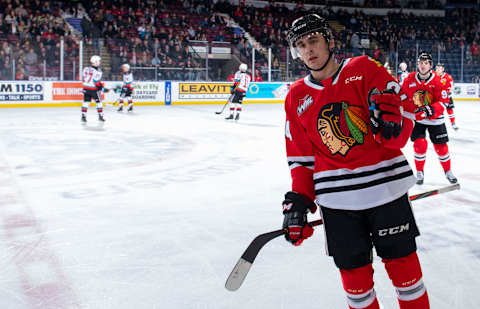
[
  {"xmin": 416, "ymin": 171, "xmax": 424, "ymax": 185},
  {"xmin": 117, "ymin": 105, "xmax": 123, "ymax": 112},
  {"xmin": 127, "ymin": 105, "xmax": 133, "ymax": 112},
  {"xmin": 452, "ymin": 123, "xmax": 459, "ymax": 131},
  {"xmin": 235, "ymin": 113, "xmax": 240, "ymax": 121},
  {"xmin": 225, "ymin": 114, "xmax": 234, "ymax": 120},
  {"xmin": 445, "ymin": 170, "xmax": 457, "ymax": 184},
  {"xmin": 98, "ymin": 114, "xmax": 105, "ymax": 122},
  {"xmin": 81, "ymin": 114, "xmax": 87, "ymax": 123}
]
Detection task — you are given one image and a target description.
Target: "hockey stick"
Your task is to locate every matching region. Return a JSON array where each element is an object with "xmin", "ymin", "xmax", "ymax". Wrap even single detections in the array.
[
  {"xmin": 215, "ymin": 94, "xmax": 234, "ymax": 115},
  {"xmin": 225, "ymin": 219, "xmax": 323, "ymax": 291},
  {"xmin": 225, "ymin": 183, "xmax": 461, "ymax": 291},
  {"xmin": 409, "ymin": 183, "xmax": 460, "ymax": 201}
]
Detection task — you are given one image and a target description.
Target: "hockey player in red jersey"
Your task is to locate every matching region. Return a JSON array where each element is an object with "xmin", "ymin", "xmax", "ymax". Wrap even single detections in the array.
[
  {"xmin": 282, "ymin": 14, "xmax": 430, "ymax": 309},
  {"xmin": 435, "ymin": 63, "xmax": 458, "ymax": 130},
  {"xmin": 401, "ymin": 54, "xmax": 458, "ymax": 185}
]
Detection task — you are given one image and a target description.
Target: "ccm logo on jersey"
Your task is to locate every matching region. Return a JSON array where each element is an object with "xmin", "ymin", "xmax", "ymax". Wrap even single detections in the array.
[
  {"xmin": 409, "ymin": 83, "xmax": 417, "ymax": 88},
  {"xmin": 378, "ymin": 223, "xmax": 409, "ymax": 236},
  {"xmin": 297, "ymin": 94, "xmax": 314, "ymax": 116},
  {"xmin": 345, "ymin": 75, "xmax": 363, "ymax": 84}
]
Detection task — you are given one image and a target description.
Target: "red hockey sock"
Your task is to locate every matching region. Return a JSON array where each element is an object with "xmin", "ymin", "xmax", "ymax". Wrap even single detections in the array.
[
  {"xmin": 433, "ymin": 143, "xmax": 450, "ymax": 172},
  {"xmin": 413, "ymin": 138, "xmax": 427, "ymax": 172},
  {"xmin": 383, "ymin": 252, "xmax": 430, "ymax": 309},
  {"xmin": 340, "ymin": 264, "xmax": 380, "ymax": 309},
  {"xmin": 446, "ymin": 108, "xmax": 456, "ymax": 125}
]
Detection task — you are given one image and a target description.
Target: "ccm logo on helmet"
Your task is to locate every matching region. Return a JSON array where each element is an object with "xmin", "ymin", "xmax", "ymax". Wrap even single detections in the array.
[{"xmin": 378, "ymin": 223, "xmax": 409, "ymax": 236}]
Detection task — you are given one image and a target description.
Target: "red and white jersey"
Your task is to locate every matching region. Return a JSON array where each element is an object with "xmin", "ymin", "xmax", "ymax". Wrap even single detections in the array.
[
  {"xmin": 436, "ymin": 72, "xmax": 454, "ymax": 97},
  {"xmin": 401, "ymin": 72, "xmax": 447, "ymax": 125},
  {"xmin": 233, "ymin": 71, "xmax": 251, "ymax": 92},
  {"xmin": 82, "ymin": 66, "xmax": 103, "ymax": 90},
  {"xmin": 285, "ymin": 56, "xmax": 415, "ymax": 211},
  {"xmin": 122, "ymin": 72, "xmax": 134, "ymax": 90}
]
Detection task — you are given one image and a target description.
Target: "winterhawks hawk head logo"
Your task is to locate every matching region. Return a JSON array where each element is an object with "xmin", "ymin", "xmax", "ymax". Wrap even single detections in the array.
[
  {"xmin": 317, "ymin": 102, "xmax": 368, "ymax": 156},
  {"xmin": 412, "ymin": 90, "xmax": 433, "ymax": 108}
]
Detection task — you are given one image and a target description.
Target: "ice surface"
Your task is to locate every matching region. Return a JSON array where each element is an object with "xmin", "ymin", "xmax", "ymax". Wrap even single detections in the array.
[{"xmin": 0, "ymin": 101, "xmax": 479, "ymax": 309}]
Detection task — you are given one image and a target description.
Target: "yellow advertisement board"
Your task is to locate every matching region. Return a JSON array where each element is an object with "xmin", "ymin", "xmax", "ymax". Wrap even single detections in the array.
[{"xmin": 178, "ymin": 83, "xmax": 232, "ymax": 99}]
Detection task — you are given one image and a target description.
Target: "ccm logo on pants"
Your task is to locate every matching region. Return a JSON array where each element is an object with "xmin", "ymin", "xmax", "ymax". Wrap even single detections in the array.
[{"xmin": 378, "ymin": 223, "xmax": 409, "ymax": 236}]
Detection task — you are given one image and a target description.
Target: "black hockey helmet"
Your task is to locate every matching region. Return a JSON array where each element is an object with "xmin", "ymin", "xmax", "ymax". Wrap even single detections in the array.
[
  {"xmin": 287, "ymin": 14, "xmax": 332, "ymax": 60},
  {"xmin": 417, "ymin": 52, "xmax": 433, "ymax": 66},
  {"xmin": 436, "ymin": 62, "xmax": 444, "ymax": 67}
]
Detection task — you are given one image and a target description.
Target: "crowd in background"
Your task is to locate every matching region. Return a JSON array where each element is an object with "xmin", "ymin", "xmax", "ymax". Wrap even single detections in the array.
[
  {"xmin": 0, "ymin": 0, "xmax": 79, "ymax": 80},
  {"xmin": 0, "ymin": 0, "xmax": 479, "ymax": 82}
]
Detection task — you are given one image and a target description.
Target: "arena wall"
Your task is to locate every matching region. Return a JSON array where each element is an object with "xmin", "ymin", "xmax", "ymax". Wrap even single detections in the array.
[{"xmin": 0, "ymin": 81, "xmax": 477, "ymax": 107}]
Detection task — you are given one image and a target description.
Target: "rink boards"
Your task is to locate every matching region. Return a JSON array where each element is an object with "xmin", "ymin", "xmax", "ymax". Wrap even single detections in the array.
[
  {"xmin": 0, "ymin": 80, "xmax": 478, "ymax": 107},
  {"xmin": 0, "ymin": 81, "xmax": 289, "ymax": 107}
]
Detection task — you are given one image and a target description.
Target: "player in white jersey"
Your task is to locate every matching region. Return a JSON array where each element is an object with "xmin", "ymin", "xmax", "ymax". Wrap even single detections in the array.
[
  {"xmin": 117, "ymin": 63, "xmax": 135, "ymax": 112},
  {"xmin": 81, "ymin": 55, "xmax": 108, "ymax": 122},
  {"xmin": 397, "ymin": 62, "xmax": 409, "ymax": 86},
  {"xmin": 226, "ymin": 63, "xmax": 251, "ymax": 120}
]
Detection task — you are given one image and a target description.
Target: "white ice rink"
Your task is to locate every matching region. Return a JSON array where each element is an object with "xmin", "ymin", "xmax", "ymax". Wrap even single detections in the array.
[{"xmin": 0, "ymin": 101, "xmax": 479, "ymax": 309}]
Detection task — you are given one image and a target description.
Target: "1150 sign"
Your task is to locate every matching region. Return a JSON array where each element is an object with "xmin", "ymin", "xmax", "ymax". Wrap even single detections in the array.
[{"xmin": 0, "ymin": 83, "xmax": 44, "ymax": 101}]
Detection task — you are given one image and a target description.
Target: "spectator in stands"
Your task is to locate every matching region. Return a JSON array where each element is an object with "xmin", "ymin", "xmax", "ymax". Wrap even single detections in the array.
[
  {"xmin": 231, "ymin": 33, "xmax": 241, "ymax": 48},
  {"xmin": 25, "ymin": 48, "xmax": 38, "ymax": 66},
  {"xmin": 38, "ymin": 47, "xmax": 48, "ymax": 65},
  {"xmin": 138, "ymin": 23, "xmax": 147, "ymax": 39},
  {"xmin": 15, "ymin": 66, "xmax": 26, "ymax": 80},
  {"xmin": 162, "ymin": 13, "xmax": 172, "ymax": 27},
  {"xmin": 214, "ymin": 66, "xmax": 223, "ymax": 81},
  {"xmin": 254, "ymin": 68, "xmax": 263, "ymax": 82},
  {"xmin": 181, "ymin": 46, "xmax": 190, "ymax": 62},
  {"xmin": 14, "ymin": 4, "xmax": 28, "ymax": 18},
  {"xmin": 1, "ymin": 55, "xmax": 12, "ymax": 80},
  {"xmin": 470, "ymin": 40, "xmax": 479, "ymax": 64},
  {"xmin": 183, "ymin": 0, "xmax": 194, "ymax": 14},
  {"xmin": 373, "ymin": 44, "xmax": 383, "ymax": 61},
  {"xmin": 1, "ymin": 42, "xmax": 12, "ymax": 57},
  {"xmin": 350, "ymin": 32, "xmax": 360, "ymax": 56},
  {"xmin": 103, "ymin": 24, "xmax": 116, "ymax": 38},
  {"xmin": 0, "ymin": 19, "xmax": 7, "ymax": 34},
  {"xmin": 91, "ymin": 25, "xmax": 102, "ymax": 55},
  {"xmin": 81, "ymin": 16, "xmax": 92, "ymax": 38},
  {"xmin": 151, "ymin": 53, "xmax": 161, "ymax": 66},
  {"xmin": 215, "ymin": 30, "xmax": 226, "ymax": 42}
]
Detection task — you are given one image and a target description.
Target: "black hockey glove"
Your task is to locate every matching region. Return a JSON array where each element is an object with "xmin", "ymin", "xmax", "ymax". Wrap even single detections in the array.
[
  {"xmin": 282, "ymin": 191, "xmax": 317, "ymax": 246},
  {"xmin": 230, "ymin": 85, "xmax": 235, "ymax": 94},
  {"xmin": 369, "ymin": 89, "xmax": 403, "ymax": 140},
  {"xmin": 414, "ymin": 105, "xmax": 434, "ymax": 121},
  {"xmin": 447, "ymin": 97, "xmax": 455, "ymax": 109}
]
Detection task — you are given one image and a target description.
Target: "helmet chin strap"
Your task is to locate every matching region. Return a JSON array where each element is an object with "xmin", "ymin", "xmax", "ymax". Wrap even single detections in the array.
[{"xmin": 304, "ymin": 49, "xmax": 333, "ymax": 72}]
